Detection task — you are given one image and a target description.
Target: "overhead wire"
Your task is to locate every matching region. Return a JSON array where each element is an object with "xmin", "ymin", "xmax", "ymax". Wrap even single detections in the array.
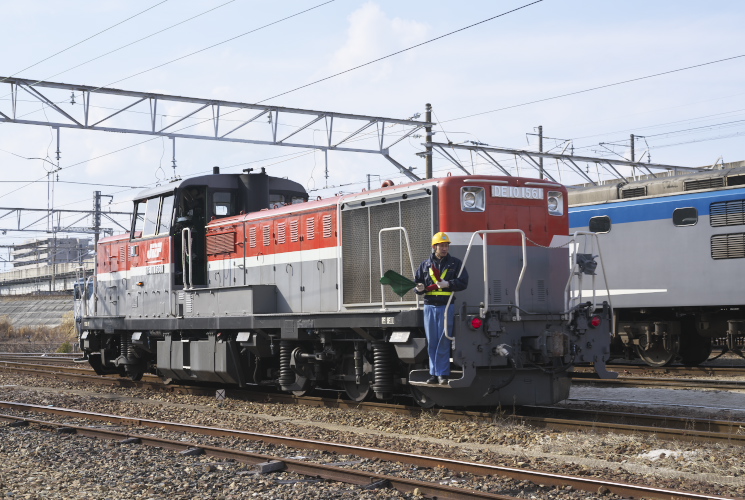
[
  {"xmin": 91, "ymin": 1, "xmax": 336, "ymax": 92},
  {"xmin": 16, "ymin": 0, "xmax": 238, "ymax": 90},
  {"xmin": 0, "ymin": 0, "xmax": 539, "ymax": 206},
  {"xmin": 442, "ymin": 53, "xmax": 745, "ymax": 123},
  {"xmin": 0, "ymin": 1, "xmax": 169, "ymax": 84},
  {"xmin": 256, "ymin": 0, "xmax": 543, "ymax": 103}
]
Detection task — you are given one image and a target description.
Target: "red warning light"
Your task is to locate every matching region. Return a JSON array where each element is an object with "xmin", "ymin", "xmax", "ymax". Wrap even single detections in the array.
[
  {"xmin": 590, "ymin": 316, "xmax": 602, "ymax": 328},
  {"xmin": 470, "ymin": 317, "xmax": 483, "ymax": 329}
]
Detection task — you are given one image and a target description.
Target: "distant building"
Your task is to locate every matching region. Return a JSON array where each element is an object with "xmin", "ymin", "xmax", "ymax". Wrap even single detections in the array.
[
  {"xmin": 11, "ymin": 237, "xmax": 91, "ymax": 268},
  {"xmin": 0, "ymin": 238, "xmax": 94, "ymax": 295}
]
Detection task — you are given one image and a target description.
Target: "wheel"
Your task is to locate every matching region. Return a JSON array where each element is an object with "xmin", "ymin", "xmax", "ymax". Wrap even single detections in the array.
[
  {"xmin": 635, "ymin": 334, "xmax": 679, "ymax": 367},
  {"xmin": 342, "ymin": 355, "xmax": 372, "ymax": 402},
  {"xmin": 409, "ymin": 385, "xmax": 436, "ymax": 408},
  {"xmin": 127, "ymin": 367, "xmax": 145, "ymax": 382}
]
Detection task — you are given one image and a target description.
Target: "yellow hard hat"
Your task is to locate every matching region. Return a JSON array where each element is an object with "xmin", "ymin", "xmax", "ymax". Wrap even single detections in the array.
[{"xmin": 431, "ymin": 232, "xmax": 451, "ymax": 246}]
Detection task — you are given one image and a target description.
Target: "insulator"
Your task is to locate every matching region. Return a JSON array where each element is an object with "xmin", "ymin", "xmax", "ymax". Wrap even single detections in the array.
[
  {"xmin": 372, "ymin": 341, "xmax": 393, "ymax": 400},
  {"xmin": 278, "ymin": 341, "xmax": 294, "ymax": 388}
]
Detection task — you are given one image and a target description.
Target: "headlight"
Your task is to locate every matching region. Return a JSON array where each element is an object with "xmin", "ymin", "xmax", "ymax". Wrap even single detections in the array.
[
  {"xmin": 547, "ymin": 197, "xmax": 558, "ymax": 212},
  {"xmin": 461, "ymin": 187, "xmax": 485, "ymax": 212},
  {"xmin": 463, "ymin": 192, "xmax": 477, "ymax": 208},
  {"xmin": 547, "ymin": 190, "xmax": 563, "ymax": 216}
]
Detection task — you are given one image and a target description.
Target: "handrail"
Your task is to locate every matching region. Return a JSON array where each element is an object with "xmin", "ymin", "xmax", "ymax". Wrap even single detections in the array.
[
  {"xmin": 377, "ymin": 226, "xmax": 420, "ymax": 311},
  {"xmin": 563, "ymin": 231, "xmax": 612, "ymax": 314},
  {"xmin": 444, "ymin": 229, "xmax": 527, "ymax": 340},
  {"xmin": 181, "ymin": 227, "xmax": 193, "ymax": 289}
]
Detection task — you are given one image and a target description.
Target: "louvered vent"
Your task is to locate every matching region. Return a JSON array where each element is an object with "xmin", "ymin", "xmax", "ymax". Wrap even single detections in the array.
[
  {"xmin": 323, "ymin": 214, "xmax": 333, "ymax": 238},
  {"xmin": 306, "ymin": 217, "xmax": 315, "ymax": 240},
  {"xmin": 119, "ymin": 246, "xmax": 126, "ymax": 262},
  {"xmin": 206, "ymin": 232, "xmax": 235, "ymax": 255},
  {"xmin": 290, "ymin": 219, "xmax": 299, "ymax": 242},
  {"xmin": 277, "ymin": 223, "xmax": 286, "ymax": 244},
  {"xmin": 685, "ymin": 177, "xmax": 725, "ymax": 191},
  {"xmin": 621, "ymin": 187, "xmax": 646, "ymax": 199},
  {"xmin": 491, "ymin": 280, "xmax": 502, "ymax": 304},
  {"xmin": 536, "ymin": 280, "xmax": 546, "ymax": 302},
  {"xmin": 710, "ymin": 199, "xmax": 745, "ymax": 227},
  {"xmin": 711, "ymin": 233, "xmax": 745, "ymax": 259},
  {"xmin": 263, "ymin": 226, "xmax": 271, "ymax": 246},
  {"xmin": 249, "ymin": 227, "xmax": 256, "ymax": 248}
]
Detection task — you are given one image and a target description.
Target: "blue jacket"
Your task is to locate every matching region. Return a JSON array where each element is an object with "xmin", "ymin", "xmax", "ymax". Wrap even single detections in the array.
[{"xmin": 415, "ymin": 253, "xmax": 468, "ymax": 306}]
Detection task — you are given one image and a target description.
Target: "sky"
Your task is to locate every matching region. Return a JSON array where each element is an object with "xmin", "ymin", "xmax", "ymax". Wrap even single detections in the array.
[{"xmin": 0, "ymin": 0, "xmax": 744, "ymax": 266}]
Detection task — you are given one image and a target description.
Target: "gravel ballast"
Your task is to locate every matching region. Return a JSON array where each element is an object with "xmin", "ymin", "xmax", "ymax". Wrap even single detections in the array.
[{"xmin": 0, "ymin": 372, "xmax": 742, "ymax": 499}]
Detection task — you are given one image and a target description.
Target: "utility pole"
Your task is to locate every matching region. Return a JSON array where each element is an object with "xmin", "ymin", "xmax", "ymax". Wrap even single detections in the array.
[
  {"xmin": 92, "ymin": 191, "xmax": 102, "ymax": 315},
  {"xmin": 425, "ymin": 103, "xmax": 433, "ymax": 179},
  {"xmin": 538, "ymin": 125, "xmax": 544, "ymax": 180},
  {"xmin": 630, "ymin": 134, "xmax": 635, "ymax": 163}
]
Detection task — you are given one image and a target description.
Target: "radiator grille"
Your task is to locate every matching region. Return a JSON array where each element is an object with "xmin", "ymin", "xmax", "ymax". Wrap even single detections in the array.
[
  {"xmin": 685, "ymin": 177, "xmax": 724, "ymax": 191},
  {"xmin": 206, "ymin": 232, "xmax": 235, "ymax": 255},
  {"xmin": 342, "ymin": 208, "xmax": 371, "ymax": 304},
  {"xmin": 306, "ymin": 217, "xmax": 315, "ymax": 240},
  {"xmin": 249, "ymin": 227, "xmax": 256, "ymax": 248},
  {"xmin": 119, "ymin": 246, "xmax": 126, "ymax": 263},
  {"xmin": 371, "ymin": 203, "xmax": 402, "ymax": 304},
  {"xmin": 263, "ymin": 225, "xmax": 271, "ymax": 247},
  {"xmin": 621, "ymin": 187, "xmax": 646, "ymax": 199},
  {"xmin": 342, "ymin": 196, "xmax": 432, "ymax": 305},
  {"xmin": 710, "ymin": 199, "xmax": 745, "ymax": 227},
  {"xmin": 711, "ymin": 233, "xmax": 745, "ymax": 259},
  {"xmin": 290, "ymin": 219, "xmax": 299, "ymax": 242}
]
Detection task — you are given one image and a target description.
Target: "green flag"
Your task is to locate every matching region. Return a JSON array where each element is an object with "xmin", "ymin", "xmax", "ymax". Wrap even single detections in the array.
[{"xmin": 379, "ymin": 270, "xmax": 416, "ymax": 298}]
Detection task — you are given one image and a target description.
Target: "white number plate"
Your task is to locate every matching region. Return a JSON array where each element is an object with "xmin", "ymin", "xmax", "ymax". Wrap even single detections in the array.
[{"xmin": 491, "ymin": 185, "xmax": 544, "ymax": 200}]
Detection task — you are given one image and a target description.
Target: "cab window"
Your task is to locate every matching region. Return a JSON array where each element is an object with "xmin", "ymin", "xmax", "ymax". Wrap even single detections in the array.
[
  {"xmin": 158, "ymin": 194, "xmax": 175, "ymax": 234},
  {"xmin": 133, "ymin": 201, "xmax": 146, "ymax": 236},
  {"xmin": 212, "ymin": 191, "xmax": 234, "ymax": 217},
  {"xmin": 142, "ymin": 198, "xmax": 160, "ymax": 236},
  {"xmin": 133, "ymin": 194, "xmax": 175, "ymax": 238}
]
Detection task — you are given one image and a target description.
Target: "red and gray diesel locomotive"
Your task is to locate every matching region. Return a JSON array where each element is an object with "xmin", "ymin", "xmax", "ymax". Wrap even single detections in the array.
[{"xmin": 78, "ymin": 167, "xmax": 615, "ymax": 407}]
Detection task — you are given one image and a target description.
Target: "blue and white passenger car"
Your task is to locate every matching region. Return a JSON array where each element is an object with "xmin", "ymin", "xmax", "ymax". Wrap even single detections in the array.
[{"xmin": 568, "ymin": 162, "xmax": 745, "ymax": 366}]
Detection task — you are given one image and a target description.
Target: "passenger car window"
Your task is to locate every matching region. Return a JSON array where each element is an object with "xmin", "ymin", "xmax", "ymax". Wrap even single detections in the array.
[
  {"xmin": 589, "ymin": 215, "xmax": 611, "ymax": 233},
  {"xmin": 673, "ymin": 207, "xmax": 697, "ymax": 227}
]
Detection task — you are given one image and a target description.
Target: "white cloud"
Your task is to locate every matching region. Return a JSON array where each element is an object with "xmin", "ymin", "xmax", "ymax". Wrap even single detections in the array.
[{"xmin": 328, "ymin": 2, "xmax": 429, "ymax": 81}]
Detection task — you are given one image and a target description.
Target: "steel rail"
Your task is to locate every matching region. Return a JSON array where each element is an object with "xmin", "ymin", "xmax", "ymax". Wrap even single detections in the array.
[
  {"xmin": 4, "ymin": 360, "xmax": 745, "ymax": 443},
  {"xmin": 577, "ymin": 363, "xmax": 745, "ymax": 378},
  {"xmin": 0, "ymin": 403, "xmax": 737, "ymax": 500},
  {"xmin": 0, "ymin": 413, "xmax": 517, "ymax": 500},
  {"xmin": 573, "ymin": 376, "xmax": 745, "ymax": 390}
]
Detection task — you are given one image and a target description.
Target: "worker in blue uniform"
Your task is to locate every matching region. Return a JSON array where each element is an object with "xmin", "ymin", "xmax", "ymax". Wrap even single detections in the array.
[{"xmin": 415, "ymin": 232, "xmax": 469, "ymax": 385}]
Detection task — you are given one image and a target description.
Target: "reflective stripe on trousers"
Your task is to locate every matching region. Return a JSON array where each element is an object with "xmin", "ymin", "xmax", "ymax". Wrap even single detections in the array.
[{"xmin": 423, "ymin": 304, "xmax": 455, "ymax": 376}]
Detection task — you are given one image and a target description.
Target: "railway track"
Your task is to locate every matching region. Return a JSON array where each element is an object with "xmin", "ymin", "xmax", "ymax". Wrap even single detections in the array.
[
  {"xmin": 2, "ymin": 358, "xmax": 745, "ymax": 447},
  {"xmin": 573, "ymin": 375, "xmax": 745, "ymax": 390},
  {"xmin": 0, "ymin": 401, "xmax": 737, "ymax": 500},
  {"xmin": 577, "ymin": 363, "xmax": 745, "ymax": 378}
]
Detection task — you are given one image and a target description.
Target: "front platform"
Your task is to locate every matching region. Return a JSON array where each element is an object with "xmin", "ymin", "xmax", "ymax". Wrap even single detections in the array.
[{"xmin": 408, "ymin": 367, "xmax": 571, "ymax": 407}]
